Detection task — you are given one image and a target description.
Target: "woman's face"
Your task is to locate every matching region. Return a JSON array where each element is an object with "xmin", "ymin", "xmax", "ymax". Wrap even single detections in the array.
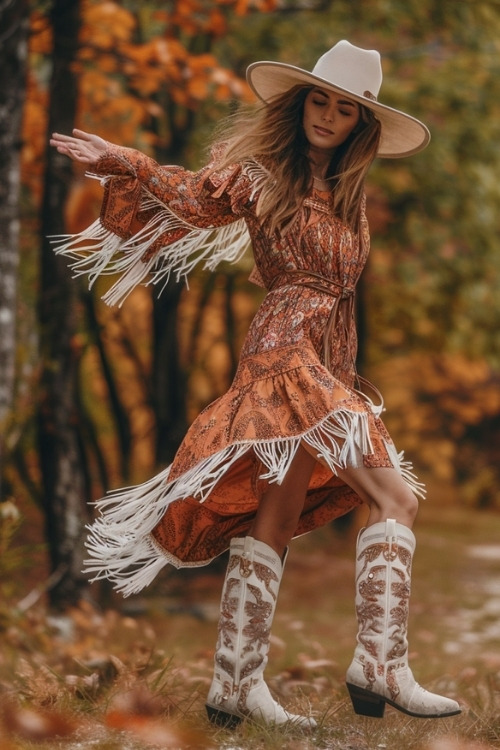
[{"xmin": 302, "ymin": 87, "xmax": 360, "ymax": 153}]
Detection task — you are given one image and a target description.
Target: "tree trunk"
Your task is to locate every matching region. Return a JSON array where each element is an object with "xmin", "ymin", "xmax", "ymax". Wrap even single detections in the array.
[
  {"xmin": 38, "ymin": 0, "xmax": 89, "ymax": 610},
  {"xmin": 153, "ymin": 281, "xmax": 187, "ymax": 465},
  {"xmin": 0, "ymin": 0, "xmax": 29, "ymax": 492},
  {"xmin": 151, "ymin": 126, "xmax": 193, "ymax": 466}
]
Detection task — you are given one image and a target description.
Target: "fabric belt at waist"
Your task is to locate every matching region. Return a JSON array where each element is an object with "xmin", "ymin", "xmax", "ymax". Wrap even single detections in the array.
[
  {"xmin": 268, "ymin": 270, "xmax": 384, "ymax": 415},
  {"xmin": 269, "ymin": 270, "xmax": 354, "ymax": 373}
]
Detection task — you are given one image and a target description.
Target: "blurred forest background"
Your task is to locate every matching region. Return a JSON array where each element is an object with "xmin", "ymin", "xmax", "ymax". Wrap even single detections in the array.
[{"xmin": 2, "ymin": 0, "xmax": 500, "ymax": 614}]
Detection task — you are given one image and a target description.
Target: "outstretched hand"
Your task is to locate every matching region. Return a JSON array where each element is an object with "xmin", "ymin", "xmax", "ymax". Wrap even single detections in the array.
[{"xmin": 50, "ymin": 129, "xmax": 108, "ymax": 164}]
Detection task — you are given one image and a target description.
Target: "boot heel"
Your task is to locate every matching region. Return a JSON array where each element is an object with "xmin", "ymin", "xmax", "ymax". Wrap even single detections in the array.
[
  {"xmin": 346, "ymin": 683, "xmax": 386, "ymax": 718},
  {"xmin": 206, "ymin": 703, "xmax": 242, "ymax": 729}
]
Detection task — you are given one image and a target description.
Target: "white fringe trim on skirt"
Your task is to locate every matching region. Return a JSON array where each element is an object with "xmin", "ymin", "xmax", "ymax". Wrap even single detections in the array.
[{"xmin": 83, "ymin": 405, "xmax": 425, "ymax": 597}]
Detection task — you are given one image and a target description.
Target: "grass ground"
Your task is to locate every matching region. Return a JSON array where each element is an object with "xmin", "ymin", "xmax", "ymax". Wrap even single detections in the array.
[{"xmin": 1, "ymin": 502, "xmax": 500, "ymax": 749}]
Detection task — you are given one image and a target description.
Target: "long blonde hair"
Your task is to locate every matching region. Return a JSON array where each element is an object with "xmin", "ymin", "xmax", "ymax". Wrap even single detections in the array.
[{"xmin": 208, "ymin": 85, "xmax": 381, "ymax": 234}]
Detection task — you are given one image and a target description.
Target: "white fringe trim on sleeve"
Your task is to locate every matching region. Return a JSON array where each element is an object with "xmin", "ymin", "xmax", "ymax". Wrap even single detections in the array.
[
  {"xmin": 83, "ymin": 404, "xmax": 425, "ymax": 597},
  {"xmin": 50, "ymin": 191, "xmax": 251, "ymax": 307}
]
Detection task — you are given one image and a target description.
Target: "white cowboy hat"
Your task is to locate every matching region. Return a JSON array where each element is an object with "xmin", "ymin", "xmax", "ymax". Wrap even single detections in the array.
[{"xmin": 246, "ymin": 40, "xmax": 430, "ymax": 158}]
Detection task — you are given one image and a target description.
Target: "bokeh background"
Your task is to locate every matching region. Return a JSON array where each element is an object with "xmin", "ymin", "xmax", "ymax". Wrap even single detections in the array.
[
  {"xmin": 1, "ymin": 3, "xmax": 500, "ymax": 747},
  {"xmin": 4, "ymin": 0, "xmax": 500, "ymax": 606}
]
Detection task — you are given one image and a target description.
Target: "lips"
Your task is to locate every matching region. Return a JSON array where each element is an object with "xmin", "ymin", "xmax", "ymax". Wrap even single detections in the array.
[{"xmin": 313, "ymin": 125, "xmax": 333, "ymax": 136}]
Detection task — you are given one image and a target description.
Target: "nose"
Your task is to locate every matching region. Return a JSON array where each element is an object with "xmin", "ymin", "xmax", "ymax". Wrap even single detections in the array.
[{"xmin": 321, "ymin": 105, "xmax": 335, "ymax": 123}]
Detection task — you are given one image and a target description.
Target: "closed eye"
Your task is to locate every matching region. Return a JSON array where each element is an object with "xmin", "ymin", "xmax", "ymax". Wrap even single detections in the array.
[
  {"xmin": 313, "ymin": 101, "xmax": 355, "ymax": 118},
  {"xmin": 311, "ymin": 97, "xmax": 356, "ymax": 117}
]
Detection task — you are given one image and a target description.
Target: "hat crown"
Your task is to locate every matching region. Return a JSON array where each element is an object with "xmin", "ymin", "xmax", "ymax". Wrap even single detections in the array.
[{"xmin": 312, "ymin": 40, "xmax": 383, "ymax": 101}]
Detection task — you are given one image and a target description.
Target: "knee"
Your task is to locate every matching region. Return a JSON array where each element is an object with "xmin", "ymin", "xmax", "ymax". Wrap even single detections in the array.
[
  {"xmin": 378, "ymin": 485, "xmax": 419, "ymax": 527},
  {"xmin": 398, "ymin": 489, "xmax": 419, "ymax": 524}
]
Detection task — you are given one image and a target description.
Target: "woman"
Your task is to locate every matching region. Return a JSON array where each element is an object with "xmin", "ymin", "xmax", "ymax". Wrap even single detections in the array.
[{"xmin": 50, "ymin": 40, "xmax": 461, "ymax": 728}]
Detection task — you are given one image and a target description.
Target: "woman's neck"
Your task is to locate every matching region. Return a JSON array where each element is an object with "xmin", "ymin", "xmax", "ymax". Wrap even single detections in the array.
[{"xmin": 307, "ymin": 146, "xmax": 335, "ymax": 180}]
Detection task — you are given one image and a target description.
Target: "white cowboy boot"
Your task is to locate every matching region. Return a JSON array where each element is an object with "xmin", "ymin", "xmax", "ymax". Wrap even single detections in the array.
[
  {"xmin": 346, "ymin": 519, "xmax": 461, "ymax": 718},
  {"xmin": 206, "ymin": 536, "xmax": 316, "ymax": 728},
  {"xmin": 347, "ymin": 518, "xmax": 461, "ymax": 719}
]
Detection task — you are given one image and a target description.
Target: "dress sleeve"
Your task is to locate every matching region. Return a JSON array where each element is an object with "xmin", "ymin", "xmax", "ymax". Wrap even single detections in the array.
[{"xmin": 51, "ymin": 144, "xmax": 259, "ymax": 306}]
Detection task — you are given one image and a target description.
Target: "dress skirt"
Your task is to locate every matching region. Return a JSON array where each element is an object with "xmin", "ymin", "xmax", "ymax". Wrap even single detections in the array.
[{"xmin": 84, "ymin": 286, "xmax": 420, "ymax": 597}]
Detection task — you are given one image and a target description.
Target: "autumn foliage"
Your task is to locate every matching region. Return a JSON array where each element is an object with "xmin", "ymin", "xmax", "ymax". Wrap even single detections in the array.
[
  {"xmin": 3, "ymin": 1, "xmax": 500, "ymax": 746},
  {"xmin": 17, "ymin": 0, "xmax": 500, "ymax": 521},
  {"xmin": 26, "ymin": 0, "xmax": 257, "ymax": 164}
]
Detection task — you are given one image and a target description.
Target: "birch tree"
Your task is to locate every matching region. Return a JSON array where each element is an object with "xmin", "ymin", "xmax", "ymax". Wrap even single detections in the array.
[{"xmin": 0, "ymin": 0, "xmax": 29, "ymax": 491}]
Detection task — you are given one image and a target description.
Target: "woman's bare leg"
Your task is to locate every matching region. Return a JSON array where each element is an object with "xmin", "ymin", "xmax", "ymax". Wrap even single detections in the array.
[
  {"xmin": 248, "ymin": 444, "xmax": 419, "ymax": 559},
  {"xmin": 248, "ymin": 445, "xmax": 317, "ymax": 557},
  {"xmin": 336, "ymin": 464, "xmax": 419, "ymax": 528}
]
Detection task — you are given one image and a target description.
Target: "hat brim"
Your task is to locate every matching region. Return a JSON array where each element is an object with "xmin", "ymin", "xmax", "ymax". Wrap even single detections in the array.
[{"xmin": 246, "ymin": 61, "xmax": 430, "ymax": 159}]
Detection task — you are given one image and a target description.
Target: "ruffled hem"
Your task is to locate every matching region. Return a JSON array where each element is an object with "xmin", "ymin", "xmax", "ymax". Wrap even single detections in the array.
[{"xmin": 84, "ymin": 402, "xmax": 425, "ymax": 597}]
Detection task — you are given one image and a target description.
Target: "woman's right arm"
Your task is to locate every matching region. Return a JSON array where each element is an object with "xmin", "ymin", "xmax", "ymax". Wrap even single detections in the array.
[
  {"xmin": 50, "ymin": 129, "xmax": 241, "ymax": 236},
  {"xmin": 48, "ymin": 130, "xmax": 254, "ymax": 306},
  {"xmin": 50, "ymin": 129, "xmax": 108, "ymax": 164}
]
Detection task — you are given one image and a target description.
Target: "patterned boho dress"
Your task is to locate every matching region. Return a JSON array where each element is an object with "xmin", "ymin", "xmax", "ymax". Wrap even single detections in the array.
[{"xmin": 54, "ymin": 145, "xmax": 422, "ymax": 596}]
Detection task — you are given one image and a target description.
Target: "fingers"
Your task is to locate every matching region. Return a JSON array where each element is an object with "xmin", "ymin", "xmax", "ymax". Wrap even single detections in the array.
[
  {"xmin": 49, "ymin": 134, "xmax": 87, "ymax": 162},
  {"xmin": 72, "ymin": 128, "xmax": 92, "ymax": 139},
  {"xmin": 51, "ymin": 129, "xmax": 93, "ymax": 142},
  {"xmin": 71, "ymin": 129, "xmax": 108, "ymax": 152},
  {"xmin": 50, "ymin": 132, "xmax": 73, "ymax": 147},
  {"xmin": 50, "ymin": 132, "xmax": 83, "ymax": 152},
  {"xmin": 49, "ymin": 129, "xmax": 107, "ymax": 163}
]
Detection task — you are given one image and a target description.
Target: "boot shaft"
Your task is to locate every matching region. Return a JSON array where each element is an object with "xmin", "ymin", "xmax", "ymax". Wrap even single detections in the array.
[
  {"xmin": 354, "ymin": 520, "xmax": 415, "ymax": 666},
  {"xmin": 215, "ymin": 536, "xmax": 283, "ymax": 688}
]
